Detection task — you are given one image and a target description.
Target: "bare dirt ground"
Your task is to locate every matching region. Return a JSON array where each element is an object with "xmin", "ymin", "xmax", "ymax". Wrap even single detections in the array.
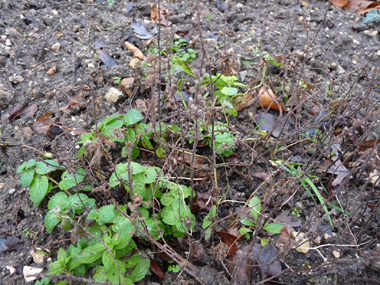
[{"xmin": 1, "ymin": 0, "xmax": 380, "ymax": 284}]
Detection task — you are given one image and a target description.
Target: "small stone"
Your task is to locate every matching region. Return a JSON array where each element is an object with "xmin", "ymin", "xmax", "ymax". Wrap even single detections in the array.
[
  {"xmin": 120, "ymin": 77, "xmax": 135, "ymax": 97},
  {"xmin": 376, "ymin": 50, "xmax": 380, "ymax": 56},
  {"xmin": 87, "ymin": 63, "xmax": 95, "ymax": 69},
  {"xmin": 6, "ymin": 266, "xmax": 16, "ymax": 275},
  {"xmin": 298, "ymin": 16, "xmax": 304, "ymax": 22},
  {"xmin": 330, "ymin": 62, "xmax": 337, "ymax": 69},
  {"xmin": 352, "ymin": 39, "xmax": 360, "ymax": 45},
  {"xmin": 333, "ymin": 250, "xmax": 340, "ymax": 258},
  {"xmin": 5, "ymin": 39, "xmax": 11, "ymax": 46},
  {"xmin": 30, "ymin": 250, "xmax": 45, "ymax": 264},
  {"xmin": 9, "ymin": 189, "xmax": 16, "ymax": 195},
  {"xmin": 324, "ymin": 233, "xmax": 332, "ymax": 240},
  {"xmin": 336, "ymin": 65, "xmax": 345, "ymax": 75},
  {"xmin": 284, "ymin": 86, "xmax": 291, "ymax": 94},
  {"xmin": 52, "ymin": 9, "xmax": 58, "ymax": 16},
  {"xmin": 314, "ymin": 235, "xmax": 321, "ymax": 244},
  {"xmin": 46, "ymin": 65, "xmax": 57, "ymax": 76},
  {"xmin": 236, "ymin": 3, "xmax": 244, "ymax": 9},
  {"xmin": 73, "ymin": 25, "xmax": 80, "ymax": 32},
  {"xmin": 51, "ymin": 43, "xmax": 61, "ymax": 52},
  {"xmin": 173, "ymin": 33, "xmax": 181, "ymax": 40},
  {"xmin": 372, "ymin": 30, "xmax": 378, "ymax": 37},
  {"xmin": 9, "ymin": 74, "xmax": 24, "ymax": 84},
  {"xmin": 23, "ymin": 266, "xmax": 43, "ymax": 282},
  {"xmin": 105, "ymin": 87, "xmax": 123, "ymax": 103}
]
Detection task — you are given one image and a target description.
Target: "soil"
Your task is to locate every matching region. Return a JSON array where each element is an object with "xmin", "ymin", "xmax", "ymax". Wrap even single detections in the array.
[{"xmin": 1, "ymin": 0, "xmax": 380, "ymax": 284}]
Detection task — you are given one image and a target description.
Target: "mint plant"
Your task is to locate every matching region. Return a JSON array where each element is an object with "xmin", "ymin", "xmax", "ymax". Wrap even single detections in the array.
[{"xmin": 202, "ymin": 74, "xmax": 247, "ymax": 116}]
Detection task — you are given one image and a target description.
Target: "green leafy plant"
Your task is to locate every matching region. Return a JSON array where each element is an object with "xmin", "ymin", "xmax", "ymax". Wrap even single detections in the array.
[
  {"xmin": 167, "ymin": 261, "xmax": 180, "ymax": 273},
  {"xmin": 113, "ymin": 76, "xmax": 122, "ymax": 85},
  {"xmin": 17, "ymin": 159, "xmax": 62, "ymax": 206},
  {"xmin": 239, "ymin": 197, "xmax": 284, "ymax": 237},
  {"xmin": 202, "ymin": 74, "xmax": 247, "ymax": 116}
]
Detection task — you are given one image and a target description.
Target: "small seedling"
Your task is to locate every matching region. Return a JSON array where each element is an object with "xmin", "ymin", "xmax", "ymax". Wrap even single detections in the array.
[
  {"xmin": 240, "ymin": 197, "xmax": 284, "ymax": 237},
  {"xmin": 113, "ymin": 76, "xmax": 122, "ymax": 85},
  {"xmin": 167, "ymin": 261, "xmax": 180, "ymax": 273}
]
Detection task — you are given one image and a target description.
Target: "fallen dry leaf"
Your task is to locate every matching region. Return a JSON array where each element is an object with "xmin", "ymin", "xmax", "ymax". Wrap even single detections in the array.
[
  {"xmin": 258, "ymin": 85, "xmax": 287, "ymax": 112},
  {"xmin": 330, "ymin": 0, "xmax": 380, "ymax": 14},
  {"xmin": 151, "ymin": 5, "xmax": 171, "ymax": 26},
  {"xmin": 124, "ymin": 41, "xmax": 145, "ymax": 60},
  {"xmin": 149, "ymin": 259, "xmax": 164, "ymax": 279},
  {"xmin": 235, "ymin": 92, "xmax": 255, "ymax": 112},
  {"xmin": 257, "ymin": 243, "xmax": 282, "ymax": 279}
]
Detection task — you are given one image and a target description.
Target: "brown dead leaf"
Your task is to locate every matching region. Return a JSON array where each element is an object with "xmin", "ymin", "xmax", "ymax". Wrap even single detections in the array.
[
  {"xmin": 149, "ymin": 259, "xmax": 164, "ymax": 279},
  {"xmin": 330, "ymin": 0, "xmax": 380, "ymax": 13},
  {"xmin": 215, "ymin": 231, "xmax": 240, "ymax": 257},
  {"xmin": 258, "ymin": 85, "xmax": 287, "ymax": 112},
  {"xmin": 359, "ymin": 140, "xmax": 380, "ymax": 151},
  {"xmin": 151, "ymin": 5, "xmax": 171, "ymax": 26},
  {"xmin": 235, "ymin": 92, "xmax": 255, "ymax": 112},
  {"xmin": 124, "ymin": 41, "xmax": 145, "ymax": 60}
]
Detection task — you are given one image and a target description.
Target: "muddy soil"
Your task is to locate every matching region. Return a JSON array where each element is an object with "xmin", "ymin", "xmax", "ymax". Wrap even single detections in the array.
[{"xmin": 1, "ymin": 0, "xmax": 380, "ymax": 284}]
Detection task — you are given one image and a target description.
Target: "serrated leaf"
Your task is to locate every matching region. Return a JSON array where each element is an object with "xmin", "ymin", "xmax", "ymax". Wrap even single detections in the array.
[
  {"xmin": 102, "ymin": 250, "xmax": 115, "ymax": 272},
  {"xmin": 17, "ymin": 161, "xmax": 28, "ymax": 173},
  {"xmin": 93, "ymin": 266, "xmax": 108, "ymax": 283},
  {"xmin": 59, "ymin": 168, "xmax": 86, "ymax": 190},
  {"xmin": 107, "ymin": 260, "xmax": 126, "ymax": 284},
  {"xmin": 144, "ymin": 167, "xmax": 159, "ymax": 184},
  {"xmin": 130, "ymin": 258, "xmax": 150, "ymax": 282},
  {"xmin": 36, "ymin": 160, "xmax": 59, "ymax": 175},
  {"xmin": 68, "ymin": 193, "xmax": 95, "ymax": 214},
  {"xmin": 125, "ymin": 128, "xmax": 136, "ymax": 142},
  {"xmin": 125, "ymin": 255, "xmax": 140, "ymax": 268},
  {"xmin": 44, "ymin": 212, "xmax": 60, "ymax": 233},
  {"xmin": 29, "ymin": 175, "xmax": 49, "ymax": 204},
  {"xmin": 263, "ymin": 223, "xmax": 284, "ymax": 234},
  {"xmin": 98, "ymin": 205, "xmax": 115, "ymax": 224},
  {"xmin": 25, "ymin": 159, "xmax": 37, "ymax": 169},
  {"xmin": 48, "ymin": 192, "xmax": 69, "ymax": 211},
  {"xmin": 48, "ymin": 261, "xmax": 64, "ymax": 275},
  {"xmin": 160, "ymin": 193, "xmax": 175, "ymax": 206},
  {"xmin": 76, "ymin": 243, "xmax": 106, "ymax": 264},
  {"xmin": 114, "ymin": 223, "xmax": 135, "ymax": 249},
  {"xmin": 20, "ymin": 169, "xmax": 35, "ymax": 187},
  {"xmin": 123, "ymin": 109, "xmax": 144, "ymax": 126}
]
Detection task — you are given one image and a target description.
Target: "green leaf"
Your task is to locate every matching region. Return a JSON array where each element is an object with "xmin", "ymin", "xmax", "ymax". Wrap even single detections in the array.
[
  {"xmin": 155, "ymin": 146, "xmax": 166, "ymax": 158},
  {"xmin": 20, "ymin": 169, "xmax": 35, "ymax": 187},
  {"xmin": 125, "ymin": 128, "xmax": 136, "ymax": 143},
  {"xmin": 29, "ymin": 175, "xmax": 49, "ymax": 204},
  {"xmin": 44, "ymin": 212, "xmax": 60, "ymax": 233},
  {"xmin": 160, "ymin": 193, "xmax": 175, "ymax": 206},
  {"xmin": 35, "ymin": 160, "xmax": 60, "ymax": 174},
  {"xmin": 59, "ymin": 168, "xmax": 85, "ymax": 190},
  {"xmin": 48, "ymin": 261, "xmax": 64, "ymax": 275},
  {"xmin": 17, "ymin": 161, "xmax": 28, "ymax": 173},
  {"xmin": 25, "ymin": 159, "xmax": 37, "ymax": 169},
  {"xmin": 93, "ymin": 266, "xmax": 108, "ymax": 283},
  {"xmin": 125, "ymin": 254, "xmax": 140, "ymax": 268},
  {"xmin": 221, "ymin": 86, "xmax": 238, "ymax": 96},
  {"xmin": 98, "ymin": 205, "xmax": 115, "ymax": 224},
  {"xmin": 68, "ymin": 193, "xmax": 95, "ymax": 214},
  {"xmin": 202, "ymin": 217, "xmax": 212, "ymax": 229},
  {"xmin": 241, "ymin": 218, "xmax": 255, "ymax": 227},
  {"xmin": 263, "ymin": 223, "xmax": 284, "ymax": 234},
  {"xmin": 57, "ymin": 248, "xmax": 68, "ymax": 265},
  {"xmin": 249, "ymin": 197, "xmax": 261, "ymax": 223},
  {"xmin": 144, "ymin": 167, "xmax": 159, "ymax": 184},
  {"xmin": 48, "ymin": 192, "xmax": 69, "ymax": 211},
  {"xmin": 76, "ymin": 243, "xmax": 106, "ymax": 264},
  {"xmin": 362, "ymin": 8, "xmax": 380, "ymax": 24},
  {"xmin": 232, "ymin": 82, "xmax": 247, "ymax": 88},
  {"xmin": 123, "ymin": 109, "xmax": 144, "ymax": 126},
  {"xmin": 130, "ymin": 258, "xmax": 150, "ymax": 282},
  {"xmin": 102, "ymin": 250, "xmax": 115, "ymax": 272},
  {"xmin": 113, "ymin": 223, "xmax": 135, "ymax": 249}
]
